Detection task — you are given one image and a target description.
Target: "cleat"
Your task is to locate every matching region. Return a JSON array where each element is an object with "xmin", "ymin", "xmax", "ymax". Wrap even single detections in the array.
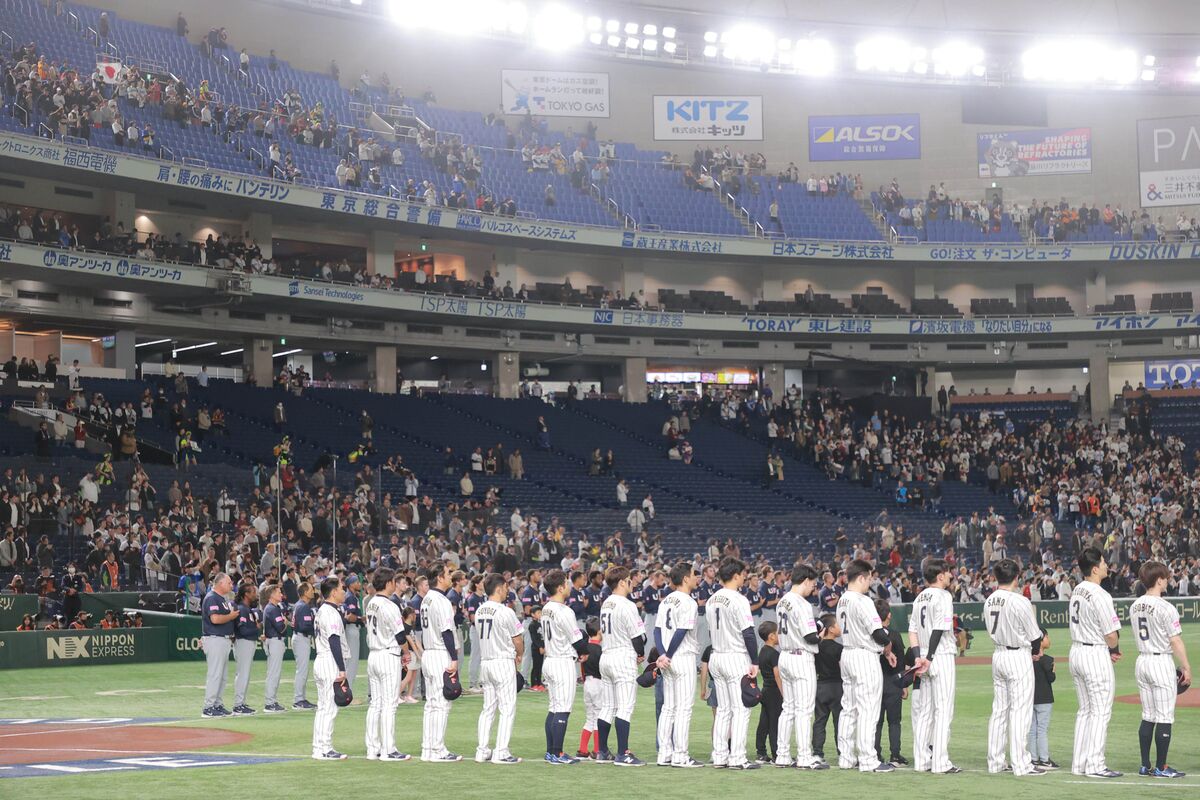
[
  {"xmin": 475, "ymin": 749, "xmax": 492, "ymax": 764},
  {"xmin": 734, "ymin": 762, "xmax": 761, "ymax": 770},
  {"xmin": 755, "ymin": 754, "xmax": 770, "ymax": 764},
  {"xmin": 312, "ymin": 750, "xmax": 347, "ymax": 761},
  {"xmin": 380, "ymin": 752, "xmax": 411, "ymax": 762},
  {"xmin": 201, "ymin": 707, "xmax": 219, "ymax": 718},
  {"xmin": 595, "ymin": 750, "xmax": 615, "ymax": 764},
  {"xmin": 293, "ymin": 700, "xmax": 316, "ymax": 710},
  {"xmin": 213, "ymin": 705, "xmax": 233, "ymax": 717},
  {"xmin": 809, "ymin": 761, "xmax": 831, "ymax": 770},
  {"xmin": 938, "ymin": 766, "xmax": 963, "ymax": 774},
  {"xmin": 264, "ymin": 703, "xmax": 286, "ymax": 713},
  {"xmin": 711, "ymin": 762, "xmax": 728, "ymax": 769},
  {"xmin": 1154, "ymin": 767, "xmax": 1186, "ymax": 779},
  {"xmin": 232, "ymin": 705, "xmax": 256, "ymax": 715},
  {"xmin": 1020, "ymin": 767, "xmax": 1047, "ymax": 776},
  {"xmin": 1042, "ymin": 760, "xmax": 1060, "ymax": 770},
  {"xmin": 890, "ymin": 754, "xmax": 909, "ymax": 766},
  {"xmin": 873, "ymin": 763, "xmax": 897, "ymax": 773},
  {"xmin": 365, "ymin": 752, "xmax": 380, "ymax": 761},
  {"xmin": 674, "ymin": 758, "xmax": 705, "ymax": 768},
  {"xmin": 575, "ymin": 751, "xmax": 593, "ymax": 761},
  {"xmin": 1087, "ymin": 770, "xmax": 1123, "ymax": 779},
  {"xmin": 1139, "ymin": 766, "xmax": 1152, "ymax": 777},
  {"xmin": 614, "ymin": 752, "xmax": 645, "ymax": 767},
  {"xmin": 774, "ymin": 759, "xmax": 796, "ymax": 768},
  {"xmin": 492, "ymin": 755, "xmax": 522, "ymax": 765}
]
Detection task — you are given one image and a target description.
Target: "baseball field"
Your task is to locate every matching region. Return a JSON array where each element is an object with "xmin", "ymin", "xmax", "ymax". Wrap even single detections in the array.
[{"xmin": 4, "ymin": 625, "xmax": 1199, "ymax": 799}]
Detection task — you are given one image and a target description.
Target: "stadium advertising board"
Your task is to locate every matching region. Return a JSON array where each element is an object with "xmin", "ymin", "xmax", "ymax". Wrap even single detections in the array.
[
  {"xmin": 0, "ymin": 628, "xmax": 166, "ymax": 668},
  {"xmin": 1137, "ymin": 115, "xmax": 1200, "ymax": 207},
  {"xmin": 500, "ymin": 69, "xmax": 609, "ymax": 118},
  {"xmin": 1144, "ymin": 359, "xmax": 1200, "ymax": 389},
  {"xmin": 977, "ymin": 127, "xmax": 1092, "ymax": 178},
  {"xmin": 651, "ymin": 96, "xmax": 764, "ymax": 141},
  {"xmin": 6, "ymin": 131, "xmax": 1200, "ymax": 263},
  {"xmin": 0, "ymin": 594, "xmax": 39, "ymax": 629},
  {"xmin": 808, "ymin": 113, "xmax": 921, "ymax": 161}
]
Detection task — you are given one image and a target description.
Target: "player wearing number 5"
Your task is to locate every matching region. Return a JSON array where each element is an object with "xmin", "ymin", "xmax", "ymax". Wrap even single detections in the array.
[
  {"xmin": 1068, "ymin": 547, "xmax": 1122, "ymax": 779},
  {"xmin": 540, "ymin": 569, "xmax": 589, "ymax": 764},
  {"xmin": 654, "ymin": 562, "xmax": 703, "ymax": 768},
  {"xmin": 475, "ymin": 573, "xmax": 524, "ymax": 765},
  {"xmin": 1130, "ymin": 561, "xmax": 1192, "ymax": 778},
  {"xmin": 983, "ymin": 559, "xmax": 1046, "ymax": 776},
  {"xmin": 908, "ymin": 558, "xmax": 959, "ymax": 774}
]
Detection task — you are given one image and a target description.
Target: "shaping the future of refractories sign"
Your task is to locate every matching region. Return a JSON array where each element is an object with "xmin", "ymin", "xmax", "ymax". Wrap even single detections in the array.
[
  {"xmin": 808, "ymin": 113, "xmax": 921, "ymax": 161},
  {"xmin": 977, "ymin": 127, "xmax": 1092, "ymax": 178},
  {"xmin": 1137, "ymin": 115, "xmax": 1200, "ymax": 207}
]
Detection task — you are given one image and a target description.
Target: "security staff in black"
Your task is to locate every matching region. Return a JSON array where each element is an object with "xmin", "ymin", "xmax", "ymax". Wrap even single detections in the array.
[
  {"xmin": 201, "ymin": 573, "xmax": 239, "ymax": 717},
  {"xmin": 232, "ymin": 583, "xmax": 261, "ymax": 715},
  {"xmin": 873, "ymin": 599, "xmax": 908, "ymax": 766}
]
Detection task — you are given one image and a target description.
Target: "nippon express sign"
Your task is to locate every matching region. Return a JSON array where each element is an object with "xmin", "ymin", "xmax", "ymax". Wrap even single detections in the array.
[
  {"xmin": 808, "ymin": 113, "xmax": 921, "ymax": 161},
  {"xmin": 653, "ymin": 96, "xmax": 763, "ymax": 141}
]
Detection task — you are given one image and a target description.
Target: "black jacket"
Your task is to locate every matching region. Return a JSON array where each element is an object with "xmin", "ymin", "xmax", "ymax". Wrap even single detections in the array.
[{"xmin": 1033, "ymin": 653, "xmax": 1056, "ymax": 705}]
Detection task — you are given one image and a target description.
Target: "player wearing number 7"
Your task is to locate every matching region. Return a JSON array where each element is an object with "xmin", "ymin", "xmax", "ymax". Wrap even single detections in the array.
[
  {"xmin": 908, "ymin": 558, "xmax": 959, "ymax": 774},
  {"xmin": 1130, "ymin": 561, "xmax": 1192, "ymax": 779},
  {"xmin": 1068, "ymin": 547, "xmax": 1122, "ymax": 779},
  {"xmin": 983, "ymin": 559, "xmax": 1045, "ymax": 776}
]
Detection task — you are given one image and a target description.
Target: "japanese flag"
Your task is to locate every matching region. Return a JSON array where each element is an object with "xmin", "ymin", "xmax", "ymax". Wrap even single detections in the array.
[{"xmin": 97, "ymin": 60, "xmax": 122, "ymax": 84}]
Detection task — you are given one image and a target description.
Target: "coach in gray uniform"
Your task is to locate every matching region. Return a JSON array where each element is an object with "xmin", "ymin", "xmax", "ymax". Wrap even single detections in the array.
[
  {"xmin": 231, "ymin": 583, "xmax": 261, "ymax": 715},
  {"xmin": 200, "ymin": 573, "xmax": 238, "ymax": 717},
  {"xmin": 341, "ymin": 574, "xmax": 363, "ymax": 693},
  {"xmin": 261, "ymin": 583, "xmax": 288, "ymax": 712}
]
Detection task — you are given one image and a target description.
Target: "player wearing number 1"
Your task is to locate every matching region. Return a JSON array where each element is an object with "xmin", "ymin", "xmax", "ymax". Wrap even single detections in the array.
[
  {"xmin": 654, "ymin": 562, "xmax": 703, "ymax": 768},
  {"xmin": 908, "ymin": 558, "xmax": 959, "ymax": 774},
  {"xmin": 708, "ymin": 557, "xmax": 762, "ymax": 771},
  {"xmin": 1130, "ymin": 561, "xmax": 1192, "ymax": 779},
  {"xmin": 541, "ymin": 569, "xmax": 589, "ymax": 764},
  {"xmin": 1068, "ymin": 547, "xmax": 1122, "ymax": 779},
  {"xmin": 475, "ymin": 573, "xmax": 524, "ymax": 765},
  {"xmin": 983, "ymin": 559, "xmax": 1045, "ymax": 776}
]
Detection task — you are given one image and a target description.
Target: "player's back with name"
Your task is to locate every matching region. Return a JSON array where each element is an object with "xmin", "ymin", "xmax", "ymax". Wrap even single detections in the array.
[
  {"xmin": 475, "ymin": 600, "xmax": 520, "ymax": 659},
  {"xmin": 837, "ymin": 591, "xmax": 882, "ymax": 652},
  {"xmin": 1069, "ymin": 581, "xmax": 1119, "ymax": 644},
  {"xmin": 707, "ymin": 587, "xmax": 751, "ymax": 652},
  {"xmin": 542, "ymin": 600, "xmax": 583, "ymax": 658},
  {"xmin": 983, "ymin": 588, "xmax": 1039, "ymax": 648},
  {"xmin": 1129, "ymin": 594, "xmax": 1180, "ymax": 654},
  {"xmin": 600, "ymin": 594, "xmax": 642, "ymax": 654}
]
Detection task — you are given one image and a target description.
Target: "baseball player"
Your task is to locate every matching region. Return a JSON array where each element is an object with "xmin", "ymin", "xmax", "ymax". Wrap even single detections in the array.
[
  {"xmin": 775, "ymin": 563, "xmax": 824, "ymax": 769},
  {"xmin": 1130, "ymin": 561, "xmax": 1191, "ymax": 778},
  {"xmin": 541, "ymin": 569, "xmax": 588, "ymax": 764},
  {"xmin": 261, "ymin": 582, "xmax": 288, "ymax": 713},
  {"xmin": 1068, "ymin": 547, "xmax": 1122, "ymax": 779},
  {"xmin": 231, "ymin": 583, "xmax": 261, "ymax": 715},
  {"xmin": 292, "ymin": 583, "xmax": 317, "ymax": 709},
  {"xmin": 342, "ymin": 574, "xmax": 363, "ymax": 693},
  {"xmin": 909, "ymin": 558, "xmax": 959, "ymax": 774},
  {"xmin": 420, "ymin": 562, "xmax": 462, "ymax": 762},
  {"xmin": 475, "ymin": 573, "xmax": 524, "ymax": 765},
  {"xmin": 312, "ymin": 576, "xmax": 350, "ymax": 760},
  {"xmin": 364, "ymin": 568, "xmax": 411, "ymax": 762},
  {"xmin": 578, "ymin": 618, "xmax": 604, "ymax": 759},
  {"xmin": 654, "ymin": 562, "xmax": 703, "ymax": 768},
  {"xmin": 465, "ymin": 577, "xmax": 485, "ymax": 691},
  {"xmin": 520, "ymin": 569, "xmax": 545, "ymax": 683},
  {"xmin": 835, "ymin": 559, "xmax": 896, "ymax": 773},
  {"xmin": 983, "ymin": 559, "xmax": 1045, "ymax": 776},
  {"xmin": 200, "ymin": 572, "xmax": 237, "ymax": 717},
  {"xmin": 597, "ymin": 565, "xmax": 648, "ymax": 766},
  {"xmin": 707, "ymin": 557, "xmax": 761, "ymax": 770}
]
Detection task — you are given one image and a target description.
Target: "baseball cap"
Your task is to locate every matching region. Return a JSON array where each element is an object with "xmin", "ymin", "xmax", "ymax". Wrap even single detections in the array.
[
  {"xmin": 740, "ymin": 675, "xmax": 762, "ymax": 708},
  {"xmin": 636, "ymin": 663, "xmax": 657, "ymax": 688},
  {"xmin": 333, "ymin": 678, "xmax": 353, "ymax": 707},
  {"xmin": 516, "ymin": 671, "xmax": 526, "ymax": 693},
  {"xmin": 1177, "ymin": 668, "xmax": 1191, "ymax": 695},
  {"xmin": 442, "ymin": 670, "xmax": 463, "ymax": 700}
]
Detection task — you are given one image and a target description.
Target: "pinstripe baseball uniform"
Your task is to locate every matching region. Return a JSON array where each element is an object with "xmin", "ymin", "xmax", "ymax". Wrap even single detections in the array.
[
  {"xmin": 1130, "ymin": 595, "xmax": 1182, "ymax": 724},
  {"xmin": 708, "ymin": 587, "xmax": 755, "ymax": 768},
  {"xmin": 365, "ymin": 595, "xmax": 404, "ymax": 757},
  {"xmin": 984, "ymin": 588, "xmax": 1041, "ymax": 774},
  {"xmin": 909, "ymin": 585, "xmax": 956, "ymax": 772},
  {"xmin": 476, "ymin": 599, "xmax": 521, "ymax": 761},
  {"xmin": 1068, "ymin": 580, "xmax": 1121, "ymax": 775},
  {"xmin": 600, "ymin": 593, "xmax": 645, "ymax": 723},
  {"xmin": 542, "ymin": 600, "xmax": 584, "ymax": 714},
  {"xmin": 655, "ymin": 589, "xmax": 699, "ymax": 766},
  {"xmin": 836, "ymin": 591, "xmax": 885, "ymax": 772},
  {"xmin": 775, "ymin": 590, "xmax": 820, "ymax": 767},
  {"xmin": 420, "ymin": 589, "xmax": 457, "ymax": 760},
  {"xmin": 312, "ymin": 602, "xmax": 349, "ymax": 757}
]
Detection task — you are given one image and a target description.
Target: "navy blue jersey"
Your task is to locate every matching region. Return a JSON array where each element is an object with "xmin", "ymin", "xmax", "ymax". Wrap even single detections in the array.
[
  {"xmin": 341, "ymin": 591, "xmax": 362, "ymax": 626},
  {"xmin": 291, "ymin": 600, "xmax": 315, "ymax": 635},
  {"xmin": 465, "ymin": 592, "xmax": 485, "ymax": 623},
  {"xmin": 642, "ymin": 584, "xmax": 663, "ymax": 615},
  {"xmin": 201, "ymin": 591, "xmax": 235, "ymax": 636},
  {"xmin": 584, "ymin": 585, "xmax": 604, "ymax": 617},
  {"xmin": 263, "ymin": 602, "xmax": 287, "ymax": 638},
  {"xmin": 763, "ymin": 582, "xmax": 782, "ymax": 610},
  {"xmin": 447, "ymin": 588, "xmax": 464, "ymax": 625},
  {"xmin": 520, "ymin": 584, "xmax": 546, "ymax": 615},
  {"xmin": 235, "ymin": 603, "xmax": 261, "ymax": 640},
  {"xmin": 567, "ymin": 586, "xmax": 587, "ymax": 619},
  {"xmin": 696, "ymin": 580, "xmax": 717, "ymax": 616},
  {"xmin": 744, "ymin": 582, "xmax": 764, "ymax": 616}
]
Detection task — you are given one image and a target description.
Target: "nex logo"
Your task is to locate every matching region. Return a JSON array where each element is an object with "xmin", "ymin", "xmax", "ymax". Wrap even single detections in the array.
[
  {"xmin": 814, "ymin": 125, "xmax": 916, "ymax": 143},
  {"xmin": 47, "ymin": 636, "xmax": 89, "ymax": 660},
  {"xmin": 665, "ymin": 99, "xmax": 750, "ymax": 123}
]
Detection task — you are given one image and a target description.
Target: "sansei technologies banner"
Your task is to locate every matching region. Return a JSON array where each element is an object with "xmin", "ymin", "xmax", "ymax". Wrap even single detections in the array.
[
  {"xmin": 977, "ymin": 127, "xmax": 1092, "ymax": 178},
  {"xmin": 808, "ymin": 113, "xmax": 920, "ymax": 161},
  {"xmin": 500, "ymin": 69, "xmax": 609, "ymax": 118}
]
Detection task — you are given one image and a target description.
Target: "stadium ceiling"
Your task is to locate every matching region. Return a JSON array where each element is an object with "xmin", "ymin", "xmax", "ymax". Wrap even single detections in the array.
[{"xmin": 299, "ymin": 0, "xmax": 1200, "ymax": 89}]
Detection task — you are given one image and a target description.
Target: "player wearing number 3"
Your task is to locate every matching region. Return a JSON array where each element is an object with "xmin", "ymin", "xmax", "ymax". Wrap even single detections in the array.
[
  {"xmin": 983, "ymin": 559, "xmax": 1045, "ymax": 776},
  {"xmin": 1068, "ymin": 547, "xmax": 1122, "ymax": 779},
  {"xmin": 1130, "ymin": 561, "xmax": 1192, "ymax": 779},
  {"xmin": 909, "ymin": 558, "xmax": 959, "ymax": 774}
]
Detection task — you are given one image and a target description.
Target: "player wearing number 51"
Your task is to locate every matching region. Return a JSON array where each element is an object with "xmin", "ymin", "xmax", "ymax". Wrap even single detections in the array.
[{"xmin": 1129, "ymin": 561, "xmax": 1192, "ymax": 779}]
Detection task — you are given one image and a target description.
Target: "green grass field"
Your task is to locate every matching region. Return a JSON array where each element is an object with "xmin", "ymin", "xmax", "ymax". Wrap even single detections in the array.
[{"xmin": 3, "ymin": 626, "xmax": 1199, "ymax": 799}]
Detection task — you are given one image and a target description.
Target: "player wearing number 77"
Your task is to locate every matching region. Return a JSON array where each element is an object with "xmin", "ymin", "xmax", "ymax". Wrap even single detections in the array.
[
  {"xmin": 474, "ymin": 573, "xmax": 524, "ymax": 765},
  {"xmin": 1129, "ymin": 561, "xmax": 1192, "ymax": 779},
  {"xmin": 908, "ymin": 558, "xmax": 959, "ymax": 774},
  {"xmin": 982, "ymin": 559, "xmax": 1046, "ymax": 776},
  {"xmin": 1068, "ymin": 547, "xmax": 1122, "ymax": 779}
]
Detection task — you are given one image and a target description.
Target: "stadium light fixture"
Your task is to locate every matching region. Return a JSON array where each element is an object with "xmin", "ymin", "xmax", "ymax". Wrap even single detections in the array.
[
  {"xmin": 173, "ymin": 341, "xmax": 217, "ymax": 353},
  {"xmin": 605, "ymin": 18, "xmax": 619, "ymax": 33},
  {"xmin": 643, "ymin": 24, "xmax": 657, "ymax": 36},
  {"xmin": 703, "ymin": 44, "xmax": 717, "ymax": 58},
  {"xmin": 588, "ymin": 31, "xmax": 602, "ymax": 45},
  {"xmin": 1143, "ymin": 54, "xmax": 1156, "ymax": 66},
  {"xmin": 586, "ymin": 15, "xmax": 601, "ymax": 30},
  {"xmin": 720, "ymin": 24, "xmax": 775, "ymax": 62},
  {"xmin": 703, "ymin": 31, "xmax": 718, "ymax": 43},
  {"xmin": 643, "ymin": 38, "xmax": 657, "ymax": 51},
  {"xmin": 220, "ymin": 348, "xmax": 244, "ymax": 356},
  {"xmin": 662, "ymin": 26, "xmax": 675, "ymax": 39},
  {"xmin": 273, "ymin": 349, "xmax": 302, "ymax": 358},
  {"xmin": 625, "ymin": 21, "xmax": 638, "ymax": 34},
  {"xmin": 532, "ymin": 4, "xmax": 583, "ymax": 50},
  {"xmin": 1021, "ymin": 40, "xmax": 1139, "ymax": 84},
  {"xmin": 663, "ymin": 40, "xmax": 676, "ymax": 54},
  {"xmin": 429, "ymin": 355, "xmax": 440, "ymax": 360},
  {"xmin": 1141, "ymin": 68, "xmax": 1156, "ymax": 81},
  {"xmin": 793, "ymin": 38, "xmax": 836, "ymax": 76},
  {"xmin": 607, "ymin": 34, "xmax": 621, "ymax": 47},
  {"xmin": 135, "ymin": 338, "xmax": 171, "ymax": 348},
  {"xmin": 855, "ymin": 36, "xmax": 922, "ymax": 73},
  {"xmin": 932, "ymin": 41, "xmax": 984, "ymax": 77},
  {"xmin": 626, "ymin": 36, "xmax": 640, "ymax": 49}
]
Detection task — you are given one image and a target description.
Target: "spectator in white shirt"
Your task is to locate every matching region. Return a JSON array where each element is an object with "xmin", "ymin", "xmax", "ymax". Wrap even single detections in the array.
[{"xmin": 335, "ymin": 159, "xmax": 350, "ymax": 188}]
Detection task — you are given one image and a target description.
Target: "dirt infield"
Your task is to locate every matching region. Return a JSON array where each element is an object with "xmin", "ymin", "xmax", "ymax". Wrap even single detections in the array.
[
  {"xmin": 1118, "ymin": 687, "xmax": 1200, "ymax": 709},
  {"xmin": 0, "ymin": 723, "xmax": 251, "ymax": 765},
  {"xmin": 957, "ymin": 656, "xmax": 993, "ymax": 666}
]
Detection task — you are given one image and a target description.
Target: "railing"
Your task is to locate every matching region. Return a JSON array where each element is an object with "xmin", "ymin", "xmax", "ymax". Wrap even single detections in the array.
[
  {"xmin": 37, "ymin": 122, "xmax": 53, "ymax": 140},
  {"xmin": 65, "ymin": 10, "xmax": 81, "ymax": 32},
  {"xmin": 158, "ymin": 144, "xmax": 173, "ymax": 161},
  {"xmin": 9, "ymin": 102, "xmax": 28, "ymax": 126},
  {"xmin": 182, "ymin": 156, "xmax": 208, "ymax": 169},
  {"xmin": 104, "ymin": 41, "xmax": 118, "ymax": 57},
  {"xmin": 623, "ymin": 213, "xmax": 637, "ymax": 229},
  {"xmin": 237, "ymin": 67, "xmax": 249, "ymax": 85},
  {"xmin": 435, "ymin": 130, "xmax": 463, "ymax": 147},
  {"xmin": 85, "ymin": 26, "xmax": 99, "ymax": 46},
  {"xmin": 754, "ymin": 221, "xmax": 765, "ymax": 238},
  {"xmin": 255, "ymin": 81, "xmax": 269, "ymax": 98},
  {"xmin": 249, "ymin": 147, "xmax": 266, "ymax": 170},
  {"xmin": 272, "ymin": 164, "xmax": 287, "ymax": 181},
  {"xmin": 0, "ymin": 30, "xmax": 13, "ymax": 54}
]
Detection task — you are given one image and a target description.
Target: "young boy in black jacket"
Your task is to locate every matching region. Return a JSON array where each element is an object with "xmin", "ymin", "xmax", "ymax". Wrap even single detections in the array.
[
  {"xmin": 812, "ymin": 612, "xmax": 843, "ymax": 765},
  {"xmin": 874, "ymin": 598, "xmax": 909, "ymax": 766},
  {"xmin": 755, "ymin": 620, "xmax": 782, "ymax": 763},
  {"xmin": 1028, "ymin": 628, "xmax": 1058, "ymax": 769}
]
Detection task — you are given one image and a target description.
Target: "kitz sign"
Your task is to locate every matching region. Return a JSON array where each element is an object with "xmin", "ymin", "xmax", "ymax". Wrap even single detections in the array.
[
  {"xmin": 808, "ymin": 113, "xmax": 922, "ymax": 161},
  {"xmin": 653, "ymin": 96, "xmax": 764, "ymax": 141}
]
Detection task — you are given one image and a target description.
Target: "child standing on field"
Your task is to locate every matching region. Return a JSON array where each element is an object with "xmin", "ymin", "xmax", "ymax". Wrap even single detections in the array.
[{"xmin": 1028, "ymin": 628, "xmax": 1058, "ymax": 769}]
